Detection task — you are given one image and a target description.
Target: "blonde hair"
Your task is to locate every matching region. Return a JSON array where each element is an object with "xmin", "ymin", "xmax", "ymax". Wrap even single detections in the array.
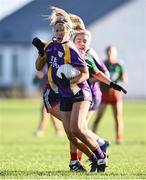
[
  {"xmin": 49, "ymin": 7, "xmax": 91, "ymax": 42},
  {"xmin": 49, "ymin": 6, "xmax": 73, "ymax": 31},
  {"xmin": 68, "ymin": 14, "xmax": 91, "ymax": 43},
  {"xmin": 69, "ymin": 14, "xmax": 85, "ymax": 31}
]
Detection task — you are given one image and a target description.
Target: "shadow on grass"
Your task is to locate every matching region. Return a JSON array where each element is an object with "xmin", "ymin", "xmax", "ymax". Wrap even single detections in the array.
[
  {"xmin": 0, "ymin": 170, "xmax": 69, "ymax": 177},
  {"xmin": 0, "ymin": 170, "xmax": 146, "ymax": 178}
]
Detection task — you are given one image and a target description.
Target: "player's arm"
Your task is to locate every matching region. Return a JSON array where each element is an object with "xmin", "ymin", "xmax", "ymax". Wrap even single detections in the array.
[
  {"xmin": 57, "ymin": 66, "xmax": 89, "ymax": 87},
  {"xmin": 70, "ymin": 66, "xmax": 89, "ymax": 85},
  {"xmin": 92, "ymin": 71, "xmax": 127, "ymax": 94},
  {"xmin": 87, "ymin": 56, "xmax": 113, "ymax": 85},
  {"xmin": 122, "ymin": 72, "xmax": 128, "ymax": 83},
  {"xmin": 56, "ymin": 48, "xmax": 90, "ymax": 87},
  {"xmin": 69, "ymin": 53, "xmax": 90, "ymax": 85},
  {"xmin": 99, "ymin": 61, "xmax": 110, "ymax": 78},
  {"xmin": 121, "ymin": 65, "xmax": 128, "ymax": 84},
  {"xmin": 92, "ymin": 71, "xmax": 111, "ymax": 85},
  {"xmin": 35, "ymin": 55, "xmax": 47, "ymax": 70},
  {"xmin": 32, "ymin": 37, "xmax": 49, "ymax": 70},
  {"xmin": 87, "ymin": 57, "xmax": 127, "ymax": 94}
]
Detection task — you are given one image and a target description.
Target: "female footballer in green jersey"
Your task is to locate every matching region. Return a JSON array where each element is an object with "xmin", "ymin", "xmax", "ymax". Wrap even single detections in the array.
[{"xmin": 92, "ymin": 46, "xmax": 128, "ymax": 144}]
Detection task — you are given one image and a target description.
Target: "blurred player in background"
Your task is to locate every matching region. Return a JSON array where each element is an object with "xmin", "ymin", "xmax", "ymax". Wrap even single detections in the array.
[
  {"xmin": 92, "ymin": 46, "xmax": 128, "ymax": 144},
  {"xmin": 33, "ymin": 66, "xmax": 64, "ymax": 137}
]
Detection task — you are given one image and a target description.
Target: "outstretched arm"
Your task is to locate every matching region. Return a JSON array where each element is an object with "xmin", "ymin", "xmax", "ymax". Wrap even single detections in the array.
[{"xmin": 91, "ymin": 71, "xmax": 127, "ymax": 94}]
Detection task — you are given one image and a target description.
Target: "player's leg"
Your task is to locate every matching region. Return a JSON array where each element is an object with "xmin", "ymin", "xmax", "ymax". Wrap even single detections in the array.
[
  {"xmin": 87, "ymin": 110, "xmax": 95, "ymax": 123},
  {"xmin": 70, "ymin": 100, "xmax": 107, "ymax": 172},
  {"xmin": 45, "ymin": 89, "xmax": 106, "ymax": 172},
  {"xmin": 35, "ymin": 104, "xmax": 49, "ymax": 137},
  {"xmin": 60, "ymin": 97, "xmax": 94, "ymax": 157},
  {"xmin": 43, "ymin": 88, "xmax": 65, "ymax": 136},
  {"xmin": 92, "ymin": 102, "xmax": 107, "ymax": 133},
  {"xmin": 78, "ymin": 126, "xmax": 110, "ymax": 161},
  {"xmin": 60, "ymin": 96, "xmax": 106, "ymax": 172},
  {"xmin": 47, "ymin": 104, "xmax": 62, "ymax": 121},
  {"xmin": 111, "ymin": 100, "xmax": 123, "ymax": 144},
  {"xmin": 50, "ymin": 114, "xmax": 64, "ymax": 136},
  {"xmin": 69, "ymin": 142, "xmax": 87, "ymax": 172},
  {"xmin": 87, "ymin": 98, "xmax": 101, "ymax": 121},
  {"xmin": 44, "ymin": 89, "xmax": 86, "ymax": 171},
  {"xmin": 78, "ymin": 99, "xmax": 110, "ymax": 160},
  {"xmin": 61, "ymin": 110, "xmax": 94, "ymax": 171}
]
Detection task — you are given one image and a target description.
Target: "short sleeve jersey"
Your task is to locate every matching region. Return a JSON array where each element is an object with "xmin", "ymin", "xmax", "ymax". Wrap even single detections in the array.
[
  {"xmin": 105, "ymin": 61, "xmax": 123, "ymax": 83},
  {"xmin": 85, "ymin": 53, "xmax": 102, "ymax": 100},
  {"xmin": 45, "ymin": 41, "xmax": 91, "ymax": 97},
  {"xmin": 100, "ymin": 60, "xmax": 124, "ymax": 93},
  {"xmin": 85, "ymin": 53, "xmax": 98, "ymax": 74}
]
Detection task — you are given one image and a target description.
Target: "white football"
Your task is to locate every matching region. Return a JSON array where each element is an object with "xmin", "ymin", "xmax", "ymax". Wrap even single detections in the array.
[{"xmin": 57, "ymin": 64, "xmax": 80, "ymax": 80}]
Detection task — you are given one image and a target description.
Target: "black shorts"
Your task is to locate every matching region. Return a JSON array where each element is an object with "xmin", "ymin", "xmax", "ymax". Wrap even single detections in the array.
[
  {"xmin": 43, "ymin": 88, "xmax": 60, "ymax": 112},
  {"xmin": 60, "ymin": 89, "xmax": 92, "ymax": 112}
]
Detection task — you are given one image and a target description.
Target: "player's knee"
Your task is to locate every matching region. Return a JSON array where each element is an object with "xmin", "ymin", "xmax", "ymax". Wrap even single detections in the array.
[{"xmin": 71, "ymin": 126, "xmax": 83, "ymax": 137}]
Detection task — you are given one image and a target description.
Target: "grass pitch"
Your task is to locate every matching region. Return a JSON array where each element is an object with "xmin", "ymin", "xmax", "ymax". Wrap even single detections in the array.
[{"xmin": 0, "ymin": 99, "xmax": 146, "ymax": 179}]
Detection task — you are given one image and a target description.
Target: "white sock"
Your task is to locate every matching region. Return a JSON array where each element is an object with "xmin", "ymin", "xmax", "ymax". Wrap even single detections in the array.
[{"xmin": 97, "ymin": 137, "xmax": 105, "ymax": 146}]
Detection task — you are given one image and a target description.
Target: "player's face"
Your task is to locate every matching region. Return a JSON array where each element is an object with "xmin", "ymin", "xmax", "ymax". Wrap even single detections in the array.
[
  {"xmin": 108, "ymin": 47, "xmax": 118, "ymax": 62},
  {"xmin": 54, "ymin": 23, "xmax": 70, "ymax": 43},
  {"xmin": 74, "ymin": 34, "xmax": 90, "ymax": 54}
]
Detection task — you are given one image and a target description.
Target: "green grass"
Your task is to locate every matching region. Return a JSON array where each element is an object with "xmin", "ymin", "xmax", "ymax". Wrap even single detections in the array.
[{"xmin": 0, "ymin": 99, "xmax": 146, "ymax": 179}]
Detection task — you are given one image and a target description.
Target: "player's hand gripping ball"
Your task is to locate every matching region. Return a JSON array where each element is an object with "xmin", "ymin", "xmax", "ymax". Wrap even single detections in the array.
[{"xmin": 56, "ymin": 64, "xmax": 80, "ymax": 86}]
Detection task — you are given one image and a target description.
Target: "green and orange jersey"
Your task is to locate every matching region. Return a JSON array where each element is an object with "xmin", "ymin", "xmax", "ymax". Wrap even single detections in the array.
[
  {"xmin": 104, "ymin": 61, "xmax": 123, "ymax": 83},
  {"xmin": 100, "ymin": 60, "xmax": 124, "ymax": 102}
]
